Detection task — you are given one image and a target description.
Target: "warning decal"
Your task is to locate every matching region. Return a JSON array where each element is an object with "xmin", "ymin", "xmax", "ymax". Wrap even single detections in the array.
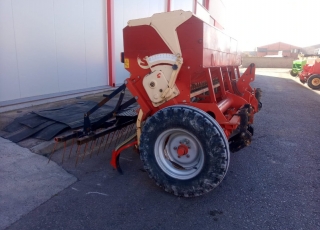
[{"xmin": 124, "ymin": 58, "xmax": 129, "ymax": 68}]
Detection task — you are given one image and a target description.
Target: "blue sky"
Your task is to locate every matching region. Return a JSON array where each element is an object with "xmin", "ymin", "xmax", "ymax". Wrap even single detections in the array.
[{"xmin": 223, "ymin": 0, "xmax": 320, "ymax": 51}]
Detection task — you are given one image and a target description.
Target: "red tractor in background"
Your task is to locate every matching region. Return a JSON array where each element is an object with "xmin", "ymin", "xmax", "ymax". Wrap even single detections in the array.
[{"xmin": 299, "ymin": 58, "xmax": 320, "ymax": 90}]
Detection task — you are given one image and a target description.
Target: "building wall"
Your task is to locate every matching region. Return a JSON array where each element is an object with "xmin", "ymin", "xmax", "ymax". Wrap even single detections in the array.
[
  {"xmin": 242, "ymin": 57, "xmax": 295, "ymax": 68},
  {"xmin": 0, "ymin": 0, "xmax": 108, "ymax": 103},
  {"xmin": 171, "ymin": 0, "xmax": 194, "ymax": 11},
  {"xmin": 256, "ymin": 42, "xmax": 301, "ymax": 58},
  {"xmin": 302, "ymin": 44, "xmax": 320, "ymax": 55},
  {"xmin": 1, "ymin": 0, "xmax": 227, "ymax": 105},
  {"xmin": 207, "ymin": 0, "xmax": 225, "ymax": 29}
]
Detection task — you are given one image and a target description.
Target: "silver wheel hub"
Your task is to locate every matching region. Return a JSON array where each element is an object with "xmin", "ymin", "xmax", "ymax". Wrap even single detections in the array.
[{"xmin": 154, "ymin": 128, "xmax": 204, "ymax": 180}]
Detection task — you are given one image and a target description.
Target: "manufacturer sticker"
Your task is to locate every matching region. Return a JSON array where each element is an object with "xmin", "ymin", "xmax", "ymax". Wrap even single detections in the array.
[{"xmin": 124, "ymin": 58, "xmax": 129, "ymax": 68}]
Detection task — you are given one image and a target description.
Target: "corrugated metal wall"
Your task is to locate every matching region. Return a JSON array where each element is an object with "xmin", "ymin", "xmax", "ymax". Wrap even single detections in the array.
[
  {"xmin": 0, "ymin": 0, "xmax": 108, "ymax": 103},
  {"xmin": 0, "ymin": 0, "xmax": 222, "ymax": 104}
]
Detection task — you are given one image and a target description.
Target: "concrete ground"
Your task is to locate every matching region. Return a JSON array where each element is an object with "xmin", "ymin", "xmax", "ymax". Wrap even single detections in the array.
[
  {"xmin": 0, "ymin": 68, "xmax": 319, "ymax": 230},
  {"xmin": 0, "ymin": 137, "xmax": 77, "ymax": 230}
]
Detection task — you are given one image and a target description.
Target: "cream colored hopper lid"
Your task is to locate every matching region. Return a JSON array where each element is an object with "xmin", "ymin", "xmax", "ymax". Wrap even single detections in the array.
[{"xmin": 127, "ymin": 10, "xmax": 193, "ymax": 56}]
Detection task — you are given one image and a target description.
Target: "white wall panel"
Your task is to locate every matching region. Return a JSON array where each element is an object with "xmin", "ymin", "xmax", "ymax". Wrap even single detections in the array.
[
  {"xmin": 208, "ymin": 0, "xmax": 226, "ymax": 27},
  {"xmin": 0, "ymin": 0, "xmax": 20, "ymax": 102},
  {"xmin": 171, "ymin": 0, "xmax": 194, "ymax": 12},
  {"xmin": 54, "ymin": 0, "xmax": 87, "ymax": 92},
  {"xmin": 114, "ymin": 0, "xmax": 127, "ymax": 85},
  {"xmin": 83, "ymin": 0, "xmax": 108, "ymax": 88},
  {"xmin": 11, "ymin": 0, "xmax": 59, "ymax": 98},
  {"xmin": 114, "ymin": 0, "xmax": 166, "ymax": 84},
  {"xmin": 0, "ymin": 0, "xmax": 108, "ymax": 103},
  {"xmin": 1, "ymin": 0, "xmax": 169, "ymax": 103}
]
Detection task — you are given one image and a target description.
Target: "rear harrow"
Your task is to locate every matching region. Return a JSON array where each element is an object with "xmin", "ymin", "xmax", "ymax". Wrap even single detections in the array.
[{"xmin": 51, "ymin": 84, "xmax": 138, "ymax": 171}]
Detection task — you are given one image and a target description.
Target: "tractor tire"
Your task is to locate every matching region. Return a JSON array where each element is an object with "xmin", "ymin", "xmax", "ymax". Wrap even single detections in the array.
[
  {"xmin": 290, "ymin": 70, "xmax": 298, "ymax": 77},
  {"xmin": 139, "ymin": 105, "xmax": 230, "ymax": 197},
  {"xmin": 307, "ymin": 75, "xmax": 320, "ymax": 89}
]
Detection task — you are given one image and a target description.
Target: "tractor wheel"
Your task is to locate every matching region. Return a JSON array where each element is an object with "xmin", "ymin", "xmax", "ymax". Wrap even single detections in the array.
[
  {"xmin": 290, "ymin": 70, "xmax": 298, "ymax": 77},
  {"xmin": 139, "ymin": 105, "xmax": 230, "ymax": 197},
  {"xmin": 307, "ymin": 75, "xmax": 320, "ymax": 89}
]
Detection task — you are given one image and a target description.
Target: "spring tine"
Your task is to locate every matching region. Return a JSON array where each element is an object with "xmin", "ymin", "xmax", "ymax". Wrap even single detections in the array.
[
  {"xmin": 123, "ymin": 125, "xmax": 132, "ymax": 141},
  {"xmin": 89, "ymin": 140, "xmax": 94, "ymax": 150},
  {"xmin": 89, "ymin": 139, "xmax": 97, "ymax": 158},
  {"xmin": 108, "ymin": 131, "xmax": 117, "ymax": 148},
  {"xmin": 133, "ymin": 124, "xmax": 137, "ymax": 135},
  {"xmin": 126, "ymin": 124, "xmax": 134, "ymax": 139},
  {"xmin": 48, "ymin": 142, "xmax": 58, "ymax": 163},
  {"xmin": 97, "ymin": 136, "xmax": 104, "ymax": 153},
  {"xmin": 114, "ymin": 128, "xmax": 125, "ymax": 147},
  {"xmin": 61, "ymin": 141, "xmax": 67, "ymax": 164},
  {"xmin": 121, "ymin": 125, "xmax": 130, "ymax": 143},
  {"xmin": 123, "ymin": 126, "xmax": 130, "ymax": 141},
  {"xmin": 82, "ymin": 142, "xmax": 90, "ymax": 162},
  {"xmin": 75, "ymin": 144, "xmax": 81, "ymax": 167},
  {"xmin": 113, "ymin": 129, "xmax": 122, "ymax": 147},
  {"xmin": 113, "ymin": 130, "xmax": 122, "ymax": 147},
  {"xmin": 128, "ymin": 124, "xmax": 135, "ymax": 137},
  {"xmin": 68, "ymin": 138, "xmax": 75, "ymax": 159},
  {"xmin": 103, "ymin": 132, "xmax": 112, "ymax": 152},
  {"xmin": 97, "ymin": 134, "xmax": 106, "ymax": 155}
]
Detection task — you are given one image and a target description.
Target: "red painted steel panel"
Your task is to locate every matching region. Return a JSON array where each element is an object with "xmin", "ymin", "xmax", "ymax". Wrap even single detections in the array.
[
  {"xmin": 177, "ymin": 16, "xmax": 240, "ymax": 69},
  {"xmin": 122, "ymin": 13, "xmax": 259, "ymax": 136},
  {"xmin": 107, "ymin": 0, "xmax": 115, "ymax": 86}
]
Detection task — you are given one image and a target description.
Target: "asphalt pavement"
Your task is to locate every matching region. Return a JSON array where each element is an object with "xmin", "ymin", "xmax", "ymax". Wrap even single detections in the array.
[
  {"xmin": 1, "ymin": 69, "xmax": 320, "ymax": 230},
  {"xmin": 0, "ymin": 138, "xmax": 76, "ymax": 230}
]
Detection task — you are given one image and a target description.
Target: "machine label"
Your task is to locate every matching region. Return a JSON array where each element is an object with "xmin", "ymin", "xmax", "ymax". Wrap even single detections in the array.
[{"xmin": 124, "ymin": 58, "xmax": 129, "ymax": 68}]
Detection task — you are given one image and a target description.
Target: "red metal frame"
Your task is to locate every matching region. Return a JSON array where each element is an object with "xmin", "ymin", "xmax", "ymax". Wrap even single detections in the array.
[
  {"xmin": 166, "ymin": 0, "xmax": 171, "ymax": 12},
  {"xmin": 204, "ymin": 0, "xmax": 210, "ymax": 10},
  {"xmin": 110, "ymin": 140, "xmax": 138, "ymax": 170},
  {"xmin": 122, "ymin": 13, "xmax": 260, "ymax": 139},
  {"xmin": 106, "ymin": 0, "xmax": 115, "ymax": 87}
]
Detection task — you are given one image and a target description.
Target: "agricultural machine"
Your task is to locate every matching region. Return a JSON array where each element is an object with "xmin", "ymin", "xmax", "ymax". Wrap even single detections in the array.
[
  {"xmin": 299, "ymin": 57, "xmax": 320, "ymax": 90},
  {"xmin": 290, "ymin": 52, "xmax": 320, "ymax": 77},
  {"xmin": 290, "ymin": 59, "xmax": 306, "ymax": 77},
  {"xmin": 54, "ymin": 11, "xmax": 262, "ymax": 197}
]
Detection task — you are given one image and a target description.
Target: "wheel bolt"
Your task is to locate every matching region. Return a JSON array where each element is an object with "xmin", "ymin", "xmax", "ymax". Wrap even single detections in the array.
[
  {"xmin": 186, "ymin": 155, "xmax": 190, "ymax": 158},
  {"xmin": 173, "ymin": 147, "xmax": 177, "ymax": 150}
]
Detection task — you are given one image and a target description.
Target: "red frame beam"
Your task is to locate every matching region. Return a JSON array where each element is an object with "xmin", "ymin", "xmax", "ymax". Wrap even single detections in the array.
[
  {"xmin": 166, "ymin": 0, "xmax": 171, "ymax": 12},
  {"xmin": 204, "ymin": 0, "xmax": 210, "ymax": 10},
  {"xmin": 107, "ymin": 0, "xmax": 115, "ymax": 87}
]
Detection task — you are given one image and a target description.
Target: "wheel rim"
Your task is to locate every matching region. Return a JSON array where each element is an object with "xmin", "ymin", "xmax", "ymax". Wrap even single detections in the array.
[
  {"xmin": 154, "ymin": 128, "xmax": 204, "ymax": 180},
  {"xmin": 311, "ymin": 77, "xmax": 320, "ymax": 86}
]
